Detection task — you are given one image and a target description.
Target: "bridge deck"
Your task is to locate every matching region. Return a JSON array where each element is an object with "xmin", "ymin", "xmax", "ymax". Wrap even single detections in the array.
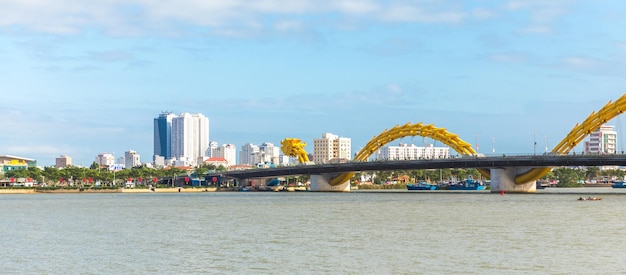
[{"xmin": 208, "ymin": 155, "xmax": 626, "ymax": 179}]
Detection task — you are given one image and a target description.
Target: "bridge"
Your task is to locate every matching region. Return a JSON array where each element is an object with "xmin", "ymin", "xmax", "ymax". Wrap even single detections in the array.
[
  {"xmin": 210, "ymin": 93, "xmax": 626, "ymax": 193},
  {"xmin": 211, "ymin": 154, "xmax": 626, "ymax": 191},
  {"xmin": 214, "ymin": 154, "xmax": 626, "ymax": 179}
]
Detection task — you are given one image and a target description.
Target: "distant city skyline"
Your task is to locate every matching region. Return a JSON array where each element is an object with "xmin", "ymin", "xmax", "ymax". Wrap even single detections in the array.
[{"xmin": 2, "ymin": 1, "xmax": 626, "ymax": 166}]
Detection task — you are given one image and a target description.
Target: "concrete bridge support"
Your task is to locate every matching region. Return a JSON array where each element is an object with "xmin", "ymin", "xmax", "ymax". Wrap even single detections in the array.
[
  {"xmin": 490, "ymin": 167, "xmax": 537, "ymax": 193},
  {"xmin": 310, "ymin": 174, "xmax": 351, "ymax": 192}
]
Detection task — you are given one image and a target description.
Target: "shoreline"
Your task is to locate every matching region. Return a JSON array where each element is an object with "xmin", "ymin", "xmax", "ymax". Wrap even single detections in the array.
[{"xmin": 0, "ymin": 187, "xmax": 218, "ymax": 194}]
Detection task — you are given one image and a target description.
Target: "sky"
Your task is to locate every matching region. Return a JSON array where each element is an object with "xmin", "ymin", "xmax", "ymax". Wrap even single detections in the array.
[{"xmin": 2, "ymin": 0, "xmax": 626, "ymax": 166}]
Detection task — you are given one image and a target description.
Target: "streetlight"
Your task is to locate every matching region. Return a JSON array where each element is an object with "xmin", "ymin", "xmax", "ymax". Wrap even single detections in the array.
[{"xmin": 533, "ymin": 132, "xmax": 537, "ymax": 155}]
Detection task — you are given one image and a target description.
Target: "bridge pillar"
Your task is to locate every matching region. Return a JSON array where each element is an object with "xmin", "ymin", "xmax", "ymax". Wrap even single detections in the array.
[
  {"xmin": 310, "ymin": 174, "xmax": 351, "ymax": 192},
  {"xmin": 490, "ymin": 167, "xmax": 537, "ymax": 193}
]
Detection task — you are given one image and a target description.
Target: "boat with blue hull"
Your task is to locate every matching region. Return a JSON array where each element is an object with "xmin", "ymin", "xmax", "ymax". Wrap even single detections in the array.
[
  {"xmin": 448, "ymin": 179, "xmax": 486, "ymax": 190},
  {"xmin": 612, "ymin": 181, "xmax": 626, "ymax": 188},
  {"xmin": 407, "ymin": 182, "xmax": 437, "ymax": 190}
]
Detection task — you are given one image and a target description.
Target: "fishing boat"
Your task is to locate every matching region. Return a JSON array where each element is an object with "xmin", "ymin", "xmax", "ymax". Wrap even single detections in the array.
[
  {"xmin": 578, "ymin": 196, "xmax": 603, "ymax": 201},
  {"xmin": 407, "ymin": 182, "xmax": 437, "ymax": 190},
  {"xmin": 448, "ymin": 179, "xmax": 486, "ymax": 190},
  {"xmin": 611, "ymin": 181, "xmax": 626, "ymax": 188}
]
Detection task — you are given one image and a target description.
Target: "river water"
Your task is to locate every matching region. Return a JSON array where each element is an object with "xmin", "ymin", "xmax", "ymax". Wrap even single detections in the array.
[{"xmin": 2, "ymin": 188, "xmax": 626, "ymax": 274}]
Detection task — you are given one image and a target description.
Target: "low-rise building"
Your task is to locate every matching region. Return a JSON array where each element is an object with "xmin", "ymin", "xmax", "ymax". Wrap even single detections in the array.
[
  {"xmin": 203, "ymin": 157, "xmax": 229, "ymax": 168},
  {"xmin": 0, "ymin": 155, "xmax": 37, "ymax": 175},
  {"xmin": 376, "ymin": 143, "xmax": 450, "ymax": 160}
]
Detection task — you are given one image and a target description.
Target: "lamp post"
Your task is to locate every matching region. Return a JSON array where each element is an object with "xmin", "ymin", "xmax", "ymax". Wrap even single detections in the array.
[{"xmin": 533, "ymin": 132, "xmax": 537, "ymax": 155}]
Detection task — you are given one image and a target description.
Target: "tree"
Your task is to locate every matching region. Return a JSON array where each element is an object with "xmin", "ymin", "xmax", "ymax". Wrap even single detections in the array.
[
  {"xmin": 586, "ymin": 166, "xmax": 599, "ymax": 181},
  {"xmin": 553, "ymin": 168, "xmax": 584, "ymax": 187}
]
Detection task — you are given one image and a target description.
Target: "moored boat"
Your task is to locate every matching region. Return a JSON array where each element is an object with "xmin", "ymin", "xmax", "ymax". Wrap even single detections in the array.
[
  {"xmin": 407, "ymin": 182, "xmax": 437, "ymax": 190},
  {"xmin": 611, "ymin": 181, "xmax": 626, "ymax": 188},
  {"xmin": 448, "ymin": 179, "xmax": 486, "ymax": 190}
]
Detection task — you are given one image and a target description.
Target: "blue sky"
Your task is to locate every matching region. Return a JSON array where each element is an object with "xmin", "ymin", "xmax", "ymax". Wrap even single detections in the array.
[{"xmin": 2, "ymin": 0, "xmax": 626, "ymax": 166}]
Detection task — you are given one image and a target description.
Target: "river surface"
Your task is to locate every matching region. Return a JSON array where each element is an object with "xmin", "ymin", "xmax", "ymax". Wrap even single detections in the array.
[{"xmin": 2, "ymin": 188, "xmax": 626, "ymax": 274}]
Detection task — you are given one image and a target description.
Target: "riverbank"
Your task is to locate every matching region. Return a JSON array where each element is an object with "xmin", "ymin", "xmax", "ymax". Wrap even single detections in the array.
[{"xmin": 0, "ymin": 187, "xmax": 218, "ymax": 194}]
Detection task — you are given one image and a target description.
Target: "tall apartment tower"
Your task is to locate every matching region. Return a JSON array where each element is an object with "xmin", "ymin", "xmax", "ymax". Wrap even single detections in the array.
[
  {"xmin": 240, "ymin": 143, "xmax": 260, "ymax": 165},
  {"xmin": 584, "ymin": 124, "xmax": 618, "ymax": 154},
  {"xmin": 153, "ymin": 112, "xmax": 177, "ymax": 159},
  {"xmin": 171, "ymin": 113, "xmax": 210, "ymax": 165},
  {"xmin": 313, "ymin": 133, "xmax": 351, "ymax": 164},
  {"xmin": 208, "ymin": 141, "xmax": 218, "ymax": 157},
  {"xmin": 259, "ymin": 142, "xmax": 280, "ymax": 164},
  {"xmin": 124, "ymin": 150, "xmax": 141, "ymax": 169}
]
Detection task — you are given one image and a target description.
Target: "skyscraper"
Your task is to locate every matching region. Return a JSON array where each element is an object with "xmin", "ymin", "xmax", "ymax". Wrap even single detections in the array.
[
  {"xmin": 171, "ymin": 112, "xmax": 210, "ymax": 165},
  {"xmin": 153, "ymin": 112, "xmax": 177, "ymax": 159},
  {"xmin": 239, "ymin": 143, "xmax": 259, "ymax": 165}
]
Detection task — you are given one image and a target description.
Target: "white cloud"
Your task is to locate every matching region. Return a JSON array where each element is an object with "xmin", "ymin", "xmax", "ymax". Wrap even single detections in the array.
[
  {"xmin": 274, "ymin": 20, "xmax": 304, "ymax": 32},
  {"xmin": 0, "ymin": 0, "xmax": 488, "ymax": 36},
  {"xmin": 546, "ymin": 55, "xmax": 626, "ymax": 77},
  {"xmin": 562, "ymin": 56, "xmax": 599, "ymax": 69},
  {"xmin": 489, "ymin": 52, "xmax": 528, "ymax": 63},
  {"xmin": 331, "ymin": 0, "xmax": 380, "ymax": 15},
  {"xmin": 506, "ymin": 0, "xmax": 571, "ymax": 34},
  {"xmin": 518, "ymin": 25, "xmax": 552, "ymax": 34},
  {"xmin": 3, "ymin": 144, "xmax": 75, "ymax": 157},
  {"xmin": 379, "ymin": 4, "xmax": 466, "ymax": 24},
  {"xmin": 87, "ymin": 50, "xmax": 134, "ymax": 63},
  {"xmin": 471, "ymin": 8, "xmax": 495, "ymax": 20}
]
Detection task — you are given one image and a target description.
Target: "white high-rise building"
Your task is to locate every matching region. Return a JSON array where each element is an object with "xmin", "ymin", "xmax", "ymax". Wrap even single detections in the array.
[
  {"xmin": 124, "ymin": 150, "xmax": 141, "ymax": 169},
  {"xmin": 313, "ymin": 133, "xmax": 351, "ymax": 164},
  {"xmin": 376, "ymin": 143, "xmax": 450, "ymax": 160},
  {"xmin": 208, "ymin": 141, "xmax": 218, "ymax": 157},
  {"xmin": 95, "ymin": 153, "xmax": 115, "ymax": 167},
  {"xmin": 239, "ymin": 142, "xmax": 281, "ymax": 165},
  {"xmin": 240, "ymin": 143, "xmax": 260, "ymax": 165},
  {"xmin": 260, "ymin": 142, "xmax": 281, "ymax": 164},
  {"xmin": 171, "ymin": 113, "xmax": 210, "ymax": 165},
  {"xmin": 212, "ymin": 144, "xmax": 237, "ymax": 167},
  {"xmin": 584, "ymin": 124, "xmax": 618, "ymax": 154}
]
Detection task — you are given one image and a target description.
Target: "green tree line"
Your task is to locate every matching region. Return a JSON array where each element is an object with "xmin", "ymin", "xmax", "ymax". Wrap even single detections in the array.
[
  {"xmin": 355, "ymin": 167, "xmax": 626, "ymax": 188},
  {"xmin": 1, "ymin": 162, "xmax": 227, "ymax": 187}
]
